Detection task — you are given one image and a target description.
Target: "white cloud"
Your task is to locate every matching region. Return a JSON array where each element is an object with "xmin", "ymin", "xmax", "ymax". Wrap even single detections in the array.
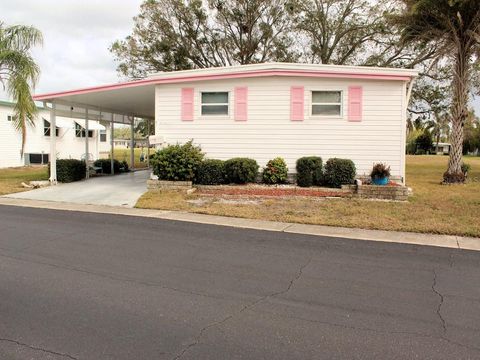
[{"xmin": 1, "ymin": 0, "xmax": 143, "ymax": 99}]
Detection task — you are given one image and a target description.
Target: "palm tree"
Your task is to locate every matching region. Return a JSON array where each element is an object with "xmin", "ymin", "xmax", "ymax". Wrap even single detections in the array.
[
  {"xmin": 0, "ymin": 22, "xmax": 42, "ymax": 156},
  {"xmin": 393, "ymin": 0, "xmax": 480, "ymax": 183}
]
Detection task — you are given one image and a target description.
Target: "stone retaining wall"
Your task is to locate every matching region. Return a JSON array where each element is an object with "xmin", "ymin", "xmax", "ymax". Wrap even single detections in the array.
[
  {"xmin": 343, "ymin": 184, "xmax": 409, "ymax": 201},
  {"xmin": 147, "ymin": 179, "xmax": 193, "ymax": 190}
]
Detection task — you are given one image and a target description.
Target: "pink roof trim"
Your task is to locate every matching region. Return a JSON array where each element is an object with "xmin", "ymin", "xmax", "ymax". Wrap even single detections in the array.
[{"xmin": 33, "ymin": 69, "xmax": 412, "ymax": 101}]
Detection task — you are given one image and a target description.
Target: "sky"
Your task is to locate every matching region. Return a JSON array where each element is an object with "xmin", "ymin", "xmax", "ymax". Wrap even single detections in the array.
[
  {"xmin": 1, "ymin": 1, "xmax": 479, "ymax": 115},
  {"xmin": 1, "ymin": 0, "xmax": 143, "ymax": 99}
]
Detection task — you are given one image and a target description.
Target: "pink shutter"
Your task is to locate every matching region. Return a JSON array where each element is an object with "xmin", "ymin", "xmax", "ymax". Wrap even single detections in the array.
[
  {"xmin": 290, "ymin": 86, "xmax": 304, "ymax": 121},
  {"xmin": 234, "ymin": 87, "xmax": 248, "ymax": 121},
  {"xmin": 181, "ymin": 88, "xmax": 194, "ymax": 121},
  {"xmin": 348, "ymin": 86, "xmax": 363, "ymax": 122}
]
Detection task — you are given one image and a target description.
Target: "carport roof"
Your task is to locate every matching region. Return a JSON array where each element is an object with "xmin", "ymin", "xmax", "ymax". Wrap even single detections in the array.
[{"xmin": 33, "ymin": 62, "xmax": 418, "ymax": 119}]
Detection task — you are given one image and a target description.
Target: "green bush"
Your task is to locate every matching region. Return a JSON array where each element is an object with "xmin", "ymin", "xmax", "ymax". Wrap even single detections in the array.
[
  {"xmin": 151, "ymin": 140, "xmax": 204, "ymax": 181},
  {"xmin": 262, "ymin": 157, "xmax": 288, "ymax": 184},
  {"xmin": 51, "ymin": 159, "xmax": 86, "ymax": 183},
  {"xmin": 323, "ymin": 158, "xmax": 356, "ymax": 188},
  {"xmin": 461, "ymin": 163, "xmax": 471, "ymax": 175},
  {"xmin": 93, "ymin": 159, "xmax": 121, "ymax": 174},
  {"xmin": 296, "ymin": 156, "xmax": 323, "ymax": 187},
  {"xmin": 224, "ymin": 158, "xmax": 259, "ymax": 184},
  {"xmin": 120, "ymin": 160, "xmax": 129, "ymax": 172},
  {"xmin": 415, "ymin": 131, "xmax": 433, "ymax": 153},
  {"xmin": 195, "ymin": 159, "xmax": 226, "ymax": 185}
]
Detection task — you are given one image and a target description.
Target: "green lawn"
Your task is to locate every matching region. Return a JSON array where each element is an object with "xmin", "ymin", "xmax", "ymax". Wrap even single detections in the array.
[
  {"xmin": 0, "ymin": 166, "xmax": 49, "ymax": 195},
  {"xmin": 137, "ymin": 155, "xmax": 480, "ymax": 237},
  {"xmin": 111, "ymin": 148, "xmax": 155, "ymax": 168}
]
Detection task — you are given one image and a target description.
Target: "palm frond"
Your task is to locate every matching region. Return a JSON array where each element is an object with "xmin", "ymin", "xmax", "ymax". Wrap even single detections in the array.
[{"xmin": 0, "ymin": 23, "xmax": 42, "ymax": 157}]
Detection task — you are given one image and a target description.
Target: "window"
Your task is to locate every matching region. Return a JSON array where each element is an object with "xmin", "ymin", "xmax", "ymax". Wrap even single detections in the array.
[
  {"xmin": 75, "ymin": 123, "xmax": 93, "ymax": 138},
  {"xmin": 311, "ymin": 91, "xmax": 342, "ymax": 116},
  {"xmin": 28, "ymin": 153, "xmax": 49, "ymax": 164},
  {"xmin": 43, "ymin": 119, "xmax": 59, "ymax": 137},
  {"xmin": 201, "ymin": 92, "xmax": 229, "ymax": 116},
  {"xmin": 7, "ymin": 115, "xmax": 13, "ymax": 122},
  {"xmin": 100, "ymin": 130, "xmax": 107, "ymax": 142}
]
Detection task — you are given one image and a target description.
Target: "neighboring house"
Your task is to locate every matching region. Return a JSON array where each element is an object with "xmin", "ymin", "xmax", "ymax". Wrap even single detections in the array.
[
  {"xmin": 113, "ymin": 138, "xmax": 149, "ymax": 148},
  {"xmin": 431, "ymin": 142, "xmax": 451, "ymax": 155},
  {"xmin": 33, "ymin": 63, "xmax": 418, "ymax": 183},
  {"xmin": 0, "ymin": 100, "xmax": 111, "ymax": 168}
]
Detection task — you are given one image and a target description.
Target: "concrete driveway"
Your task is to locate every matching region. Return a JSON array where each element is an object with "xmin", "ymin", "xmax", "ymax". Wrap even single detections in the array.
[{"xmin": 3, "ymin": 170, "xmax": 149, "ymax": 207}]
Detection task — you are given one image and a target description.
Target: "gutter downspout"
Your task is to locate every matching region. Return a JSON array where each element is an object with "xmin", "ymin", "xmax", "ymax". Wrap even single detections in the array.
[{"xmin": 403, "ymin": 78, "xmax": 416, "ymax": 185}]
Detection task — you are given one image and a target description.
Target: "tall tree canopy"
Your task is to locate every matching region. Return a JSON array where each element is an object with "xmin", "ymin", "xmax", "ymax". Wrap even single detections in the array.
[
  {"xmin": 111, "ymin": 0, "xmax": 297, "ymax": 78},
  {"xmin": 0, "ymin": 22, "xmax": 42, "ymax": 156},
  {"xmin": 393, "ymin": 0, "xmax": 480, "ymax": 183}
]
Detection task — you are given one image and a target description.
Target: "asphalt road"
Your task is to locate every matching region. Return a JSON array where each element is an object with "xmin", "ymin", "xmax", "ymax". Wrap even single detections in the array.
[{"xmin": 0, "ymin": 205, "xmax": 479, "ymax": 360}]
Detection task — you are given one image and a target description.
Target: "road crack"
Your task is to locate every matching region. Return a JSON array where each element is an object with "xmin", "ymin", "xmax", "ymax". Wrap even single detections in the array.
[
  {"xmin": 432, "ymin": 269, "xmax": 447, "ymax": 334},
  {"xmin": 172, "ymin": 257, "xmax": 312, "ymax": 360},
  {"xmin": 0, "ymin": 337, "xmax": 78, "ymax": 359}
]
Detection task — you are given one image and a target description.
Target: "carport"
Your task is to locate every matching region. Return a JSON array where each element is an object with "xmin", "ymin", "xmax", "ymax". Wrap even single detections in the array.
[{"xmin": 33, "ymin": 79, "xmax": 158, "ymax": 184}]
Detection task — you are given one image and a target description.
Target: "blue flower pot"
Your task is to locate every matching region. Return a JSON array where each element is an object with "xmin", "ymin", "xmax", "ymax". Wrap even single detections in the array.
[{"xmin": 372, "ymin": 176, "xmax": 389, "ymax": 186}]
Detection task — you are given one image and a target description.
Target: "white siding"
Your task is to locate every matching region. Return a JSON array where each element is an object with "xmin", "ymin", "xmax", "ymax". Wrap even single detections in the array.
[
  {"xmin": 0, "ymin": 104, "xmax": 112, "ymax": 168},
  {"xmin": 0, "ymin": 105, "xmax": 24, "ymax": 168},
  {"xmin": 155, "ymin": 76, "xmax": 406, "ymax": 177}
]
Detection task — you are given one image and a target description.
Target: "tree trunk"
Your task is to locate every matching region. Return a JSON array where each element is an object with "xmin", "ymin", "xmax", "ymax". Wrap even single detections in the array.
[{"xmin": 443, "ymin": 44, "xmax": 469, "ymax": 183}]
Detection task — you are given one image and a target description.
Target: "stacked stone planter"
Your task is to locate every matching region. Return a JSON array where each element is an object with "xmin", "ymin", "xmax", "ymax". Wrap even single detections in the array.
[
  {"xmin": 147, "ymin": 179, "xmax": 193, "ymax": 190},
  {"xmin": 342, "ymin": 184, "xmax": 409, "ymax": 201}
]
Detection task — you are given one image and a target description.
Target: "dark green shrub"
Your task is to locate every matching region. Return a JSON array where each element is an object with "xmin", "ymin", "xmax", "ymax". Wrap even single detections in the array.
[
  {"xmin": 93, "ymin": 159, "xmax": 121, "ymax": 174},
  {"xmin": 262, "ymin": 157, "xmax": 288, "ymax": 184},
  {"xmin": 296, "ymin": 156, "xmax": 323, "ymax": 187},
  {"xmin": 324, "ymin": 158, "xmax": 356, "ymax": 188},
  {"xmin": 415, "ymin": 131, "xmax": 433, "ymax": 153},
  {"xmin": 50, "ymin": 159, "xmax": 86, "ymax": 183},
  {"xmin": 121, "ymin": 160, "xmax": 129, "ymax": 172},
  {"xmin": 195, "ymin": 159, "xmax": 226, "ymax": 185},
  {"xmin": 151, "ymin": 140, "xmax": 204, "ymax": 181},
  {"xmin": 224, "ymin": 158, "xmax": 259, "ymax": 184}
]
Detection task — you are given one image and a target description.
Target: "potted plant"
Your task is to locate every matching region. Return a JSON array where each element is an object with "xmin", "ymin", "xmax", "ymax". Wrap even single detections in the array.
[{"xmin": 370, "ymin": 163, "xmax": 391, "ymax": 185}]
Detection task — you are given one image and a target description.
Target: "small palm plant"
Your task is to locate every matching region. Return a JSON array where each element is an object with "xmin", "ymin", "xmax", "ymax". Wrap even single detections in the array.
[{"xmin": 0, "ymin": 22, "xmax": 43, "ymax": 156}]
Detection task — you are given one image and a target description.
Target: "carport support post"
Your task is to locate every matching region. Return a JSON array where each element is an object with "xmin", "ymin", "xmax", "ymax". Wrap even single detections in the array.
[
  {"xmin": 146, "ymin": 119, "xmax": 150, "ymax": 168},
  {"xmin": 130, "ymin": 117, "xmax": 135, "ymax": 170},
  {"xmin": 85, "ymin": 108, "xmax": 89, "ymax": 179},
  {"xmin": 49, "ymin": 102, "xmax": 57, "ymax": 184},
  {"xmin": 110, "ymin": 113, "xmax": 114, "ymax": 175}
]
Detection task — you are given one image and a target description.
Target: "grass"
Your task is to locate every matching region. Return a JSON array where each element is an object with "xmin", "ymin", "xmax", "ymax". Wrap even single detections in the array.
[
  {"xmin": 111, "ymin": 148, "xmax": 155, "ymax": 168},
  {"xmin": 137, "ymin": 155, "xmax": 480, "ymax": 237},
  {"xmin": 0, "ymin": 166, "xmax": 49, "ymax": 196}
]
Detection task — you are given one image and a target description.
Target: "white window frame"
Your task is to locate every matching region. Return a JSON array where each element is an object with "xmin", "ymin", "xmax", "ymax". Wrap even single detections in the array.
[
  {"xmin": 75, "ymin": 122, "xmax": 93, "ymax": 138},
  {"xmin": 43, "ymin": 119, "xmax": 59, "ymax": 137},
  {"xmin": 99, "ymin": 129, "xmax": 107, "ymax": 142},
  {"xmin": 310, "ymin": 90, "xmax": 344, "ymax": 118},
  {"xmin": 200, "ymin": 91, "xmax": 230, "ymax": 118}
]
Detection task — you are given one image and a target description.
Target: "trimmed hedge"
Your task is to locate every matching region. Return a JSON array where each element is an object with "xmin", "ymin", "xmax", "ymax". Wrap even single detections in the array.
[
  {"xmin": 51, "ymin": 159, "xmax": 86, "ymax": 183},
  {"xmin": 263, "ymin": 157, "xmax": 288, "ymax": 184},
  {"xmin": 195, "ymin": 159, "xmax": 226, "ymax": 185},
  {"xmin": 151, "ymin": 140, "xmax": 204, "ymax": 181},
  {"xmin": 324, "ymin": 158, "xmax": 356, "ymax": 188},
  {"xmin": 225, "ymin": 157, "xmax": 259, "ymax": 184},
  {"xmin": 296, "ymin": 156, "xmax": 323, "ymax": 187},
  {"xmin": 93, "ymin": 159, "xmax": 122, "ymax": 174}
]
